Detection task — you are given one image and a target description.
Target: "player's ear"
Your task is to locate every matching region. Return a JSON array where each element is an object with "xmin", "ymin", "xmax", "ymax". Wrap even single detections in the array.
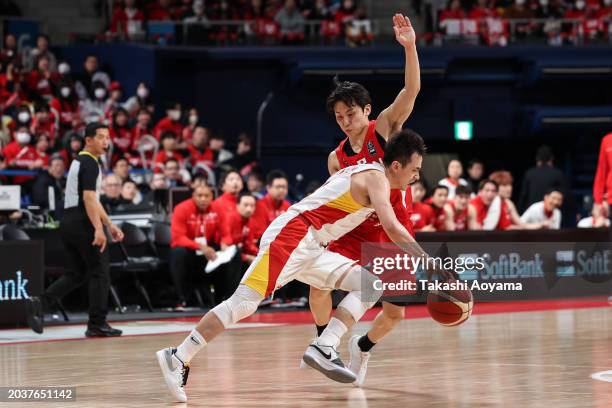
[{"xmin": 363, "ymin": 104, "xmax": 372, "ymax": 117}]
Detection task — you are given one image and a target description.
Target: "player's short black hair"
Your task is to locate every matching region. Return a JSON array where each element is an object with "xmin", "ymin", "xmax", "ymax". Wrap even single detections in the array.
[
  {"xmin": 160, "ymin": 130, "xmax": 177, "ymax": 141},
  {"xmin": 411, "ymin": 179, "xmax": 427, "ymax": 189},
  {"xmin": 432, "ymin": 185, "xmax": 449, "ymax": 195},
  {"xmin": 266, "ymin": 169, "xmax": 288, "ymax": 186},
  {"xmin": 220, "ymin": 168, "xmax": 240, "ymax": 186},
  {"xmin": 544, "ymin": 187, "xmax": 562, "ymax": 196},
  {"xmin": 478, "ymin": 179, "xmax": 498, "ymax": 191},
  {"xmin": 455, "ymin": 185, "xmax": 472, "ymax": 196},
  {"xmin": 164, "ymin": 157, "xmax": 179, "ymax": 167},
  {"xmin": 238, "ymin": 192, "xmax": 256, "ymax": 204},
  {"xmin": 84, "ymin": 122, "xmax": 108, "ymax": 139},
  {"xmin": 536, "ymin": 145, "xmax": 553, "ymax": 163},
  {"xmin": 467, "ymin": 158, "xmax": 483, "ymax": 169},
  {"xmin": 326, "ymin": 76, "xmax": 371, "ymax": 114},
  {"xmin": 382, "ymin": 129, "xmax": 426, "ymax": 167},
  {"xmin": 113, "ymin": 156, "xmax": 128, "ymax": 167}
]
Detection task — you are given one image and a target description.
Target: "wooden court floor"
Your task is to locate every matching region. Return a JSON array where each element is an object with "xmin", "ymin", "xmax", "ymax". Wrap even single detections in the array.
[{"xmin": 1, "ymin": 307, "xmax": 611, "ymax": 407}]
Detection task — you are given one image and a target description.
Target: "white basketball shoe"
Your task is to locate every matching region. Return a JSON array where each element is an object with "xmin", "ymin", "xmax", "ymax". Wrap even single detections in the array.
[
  {"xmin": 156, "ymin": 347, "xmax": 190, "ymax": 402},
  {"xmin": 348, "ymin": 335, "xmax": 371, "ymax": 387}
]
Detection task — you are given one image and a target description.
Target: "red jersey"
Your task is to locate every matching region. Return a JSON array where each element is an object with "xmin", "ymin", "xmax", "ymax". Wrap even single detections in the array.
[
  {"xmin": 2, "ymin": 141, "xmax": 39, "ymax": 183},
  {"xmin": 211, "ymin": 192, "xmax": 239, "ymax": 221},
  {"xmin": 153, "ymin": 117, "xmax": 183, "ymax": 141},
  {"xmin": 170, "ymin": 198, "xmax": 231, "ymax": 250},
  {"xmin": 469, "ymin": 195, "xmax": 512, "ymax": 230},
  {"xmin": 110, "ymin": 126, "xmax": 133, "ymax": 154},
  {"xmin": 187, "ymin": 144, "xmax": 214, "ymax": 169},
  {"xmin": 410, "ymin": 202, "xmax": 435, "ymax": 230},
  {"xmin": 430, "ymin": 204, "xmax": 447, "ymax": 231},
  {"xmin": 448, "ymin": 201, "xmax": 468, "ymax": 231},
  {"xmin": 153, "ymin": 150, "xmax": 185, "ymax": 173},
  {"xmin": 594, "ymin": 132, "xmax": 612, "ymax": 204},
  {"xmin": 329, "ymin": 120, "xmax": 414, "ymax": 261},
  {"xmin": 50, "ymin": 98, "xmax": 80, "ymax": 128},
  {"xmin": 250, "ymin": 194, "xmax": 291, "ymax": 240},
  {"xmin": 225, "ymin": 211, "xmax": 259, "ymax": 261}
]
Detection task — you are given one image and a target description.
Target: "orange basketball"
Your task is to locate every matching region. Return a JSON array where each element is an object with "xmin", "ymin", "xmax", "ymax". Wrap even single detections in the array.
[{"xmin": 426, "ymin": 282, "xmax": 473, "ymax": 326}]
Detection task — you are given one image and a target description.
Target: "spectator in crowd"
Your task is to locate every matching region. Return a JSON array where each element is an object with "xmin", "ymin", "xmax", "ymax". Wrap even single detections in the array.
[
  {"xmin": 105, "ymin": 81, "xmax": 124, "ymax": 119},
  {"xmin": 190, "ymin": 172, "xmax": 209, "ymax": 189},
  {"xmin": 112, "ymin": 156, "xmax": 132, "ymax": 183},
  {"xmin": 469, "ymin": 178, "xmax": 515, "ymax": 230},
  {"xmin": 593, "ymin": 131, "xmax": 612, "ymax": 228},
  {"xmin": 304, "ymin": 0, "xmax": 332, "ymax": 20},
  {"xmin": 187, "ymin": 126, "xmax": 214, "ymax": 170},
  {"xmin": 75, "ymin": 55, "xmax": 111, "ymax": 101},
  {"xmin": 2, "ymin": 125, "xmax": 40, "ymax": 185},
  {"xmin": 163, "ymin": 157, "xmax": 188, "ymax": 188},
  {"xmin": 445, "ymin": 184, "xmax": 474, "ymax": 231},
  {"xmin": 246, "ymin": 171, "xmax": 264, "ymax": 199},
  {"xmin": 170, "ymin": 184, "xmax": 233, "ymax": 308},
  {"xmin": 109, "ymin": 107, "xmax": 132, "ymax": 157},
  {"xmin": 427, "ymin": 184, "xmax": 454, "ymax": 231},
  {"xmin": 534, "ymin": 0, "xmax": 564, "ymax": 18},
  {"xmin": 520, "ymin": 188, "xmax": 563, "ymax": 229},
  {"xmin": 101, "ymin": 173, "xmax": 129, "ymax": 212},
  {"xmin": 80, "ymin": 81, "xmax": 109, "ymax": 124},
  {"xmin": 440, "ymin": 0, "xmax": 467, "ymax": 23},
  {"xmin": 131, "ymin": 108, "xmax": 154, "ymax": 148},
  {"xmin": 410, "ymin": 179, "xmax": 436, "ymax": 231},
  {"xmin": 55, "ymin": 60, "xmax": 73, "ymax": 85},
  {"xmin": 154, "ymin": 131, "xmax": 185, "ymax": 172},
  {"xmin": 335, "ymin": 0, "xmax": 358, "ymax": 24},
  {"xmin": 141, "ymin": 172, "xmax": 170, "ymax": 212},
  {"xmin": 518, "ymin": 145, "xmax": 568, "ymax": 212},
  {"xmin": 24, "ymin": 34, "xmax": 58, "ymax": 73},
  {"xmin": 32, "ymin": 155, "xmax": 65, "ymax": 218},
  {"xmin": 30, "ymin": 102, "xmax": 56, "ymax": 146},
  {"xmin": 489, "ymin": 170, "xmax": 524, "ymax": 229},
  {"xmin": 110, "ymin": 0, "xmax": 145, "ymax": 40},
  {"xmin": 124, "ymin": 82, "xmax": 154, "ymax": 117},
  {"xmin": 50, "ymin": 79, "xmax": 81, "ymax": 135},
  {"xmin": 438, "ymin": 159, "xmax": 468, "ymax": 199},
  {"xmin": 181, "ymin": 108, "xmax": 200, "ymax": 146},
  {"xmin": 469, "ymin": 0, "xmax": 499, "ymax": 19},
  {"xmin": 503, "ymin": 0, "xmax": 535, "ymax": 38},
  {"xmin": 1, "ymin": 33, "xmax": 19, "ymax": 66},
  {"xmin": 226, "ymin": 192, "xmax": 259, "ymax": 264},
  {"xmin": 212, "ymin": 169, "xmax": 244, "ymax": 220},
  {"xmin": 13, "ymin": 105, "xmax": 33, "ymax": 131},
  {"xmin": 209, "ymin": 133, "xmax": 233, "ymax": 166},
  {"xmin": 154, "ymin": 102, "xmax": 183, "ymax": 140},
  {"xmin": 250, "ymin": 169, "xmax": 291, "ymax": 240},
  {"xmin": 148, "ymin": 0, "xmax": 174, "ymax": 21},
  {"xmin": 183, "ymin": 0, "xmax": 211, "ymax": 45},
  {"xmin": 34, "ymin": 133, "xmax": 50, "ymax": 170},
  {"xmin": 226, "ymin": 133, "xmax": 257, "ymax": 176},
  {"xmin": 26, "ymin": 54, "xmax": 56, "ymax": 102},
  {"xmin": 121, "ymin": 179, "xmax": 141, "ymax": 205},
  {"xmin": 466, "ymin": 158, "xmax": 484, "ymax": 194},
  {"xmin": 275, "ymin": 0, "xmax": 306, "ymax": 43},
  {"xmin": 58, "ymin": 132, "xmax": 83, "ymax": 166}
]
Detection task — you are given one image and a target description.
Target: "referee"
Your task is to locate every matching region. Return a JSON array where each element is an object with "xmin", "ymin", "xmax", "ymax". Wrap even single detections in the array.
[{"xmin": 26, "ymin": 122, "xmax": 125, "ymax": 337}]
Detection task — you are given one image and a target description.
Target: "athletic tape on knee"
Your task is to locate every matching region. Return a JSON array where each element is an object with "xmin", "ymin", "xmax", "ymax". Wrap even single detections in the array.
[
  {"xmin": 212, "ymin": 285, "xmax": 262, "ymax": 328},
  {"xmin": 338, "ymin": 291, "xmax": 372, "ymax": 322},
  {"xmin": 336, "ymin": 266, "xmax": 383, "ymax": 304}
]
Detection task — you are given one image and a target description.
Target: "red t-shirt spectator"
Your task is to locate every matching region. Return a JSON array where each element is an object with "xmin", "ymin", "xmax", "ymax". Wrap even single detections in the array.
[
  {"xmin": 30, "ymin": 117, "xmax": 57, "ymax": 144},
  {"xmin": 2, "ymin": 140, "xmax": 39, "ymax": 184},
  {"xmin": 170, "ymin": 198, "xmax": 232, "ymax": 250},
  {"xmin": 26, "ymin": 70, "xmax": 57, "ymax": 99},
  {"xmin": 225, "ymin": 210, "xmax": 259, "ymax": 261},
  {"xmin": 470, "ymin": 195, "xmax": 512, "ymax": 230},
  {"xmin": 153, "ymin": 150, "xmax": 185, "ymax": 173},
  {"xmin": 440, "ymin": 8, "xmax": 467, "ymax": 22},
  {"xmin": 593, "ymin": 132, "xmax": 612, "ymax": 205},
  {"xmin": 50, "ymin": 97, "xmax": 80, "ymax": 130},
  {"xmin": 187, "ymin": 144, "xmax": 214, "ymax": 169},
  {"xmin": 430, "ymin": 204, "xmax": 448, "ymax": 231},
  {"xmin": 250, "ymin": 194, "xmax": 291, "ymax": 240},
  {"xmin": 410, "ymin": 202, "xmax": 435, "ymax": 230},
  {"xmin": 211, "ymin": 192, "xmax": 239, "ymax": 221},
  {"xmin": 154, "ymin": 117, "xmax": 184, "ymax": 141},
  {"xmin": 110, "ymin": 126, "xmax": 133, "ymax": 154},
  {"xmin": 448, "ymin": 200, "xmax": 468, "ymax": 231},
  {"xmin": 111, "ymin": 6, "xmax": 145, "ymax": 37}
]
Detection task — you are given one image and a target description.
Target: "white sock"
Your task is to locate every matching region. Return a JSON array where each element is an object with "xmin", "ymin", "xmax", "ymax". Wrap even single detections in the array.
[
  {"xmin": 317, "ymin": 317, "xmax": 348, "ymax": 348},
  {"xmin": 175, "ymin": 329, "xmax": 206, "ymax": 364}
]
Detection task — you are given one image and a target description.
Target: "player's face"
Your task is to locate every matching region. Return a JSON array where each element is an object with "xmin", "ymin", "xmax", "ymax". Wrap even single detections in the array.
[
  {"xmin": 237, "ymin": 196, "xmax": 256, "ymax": 218},
  {"xmin": 432, "ymin": 188, "xmax": 448, "ymax": 207},
  {"xmin": 334, "ymin": 101, "xmax": 370, "ymax": 138},
  {"xmin": 393, "ymin": 152, "xmax": 422, "ymax": 190},
  {"xmin": 448, "ymin": 160, "xmax": 463, "ymax": 179},
  {"xmin": 193, "ymin": 186, "xmax": 213, "ymax": 210},
  {"xmin": 223, "ymin": 172, "xmax": 243, "ymax": 194},
  {"xmin": 498, "ymin": 183, "xmax": 512, "ymax": 199},
  {"xmin": 544, "ymin": 191, "xmax": 563, "ymax": 210},
  {"xmin": 479, "ymin": 183, "xmax": 497, "ymax": 205},
  {"xmin": 267, "ymin": 178, "xmax": 288, "ymax": 201},
  {"xmin": 455, "ymin": 193, "xmax": 469, "ymax": 210}
]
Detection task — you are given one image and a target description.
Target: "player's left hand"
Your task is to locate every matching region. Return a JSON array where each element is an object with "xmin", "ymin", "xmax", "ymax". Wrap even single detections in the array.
[
  {"xmin": 393, "ymin": 13, "xmax": 416, "ymax": 48},
  {"xmin": 109, "ymin": 224, "xmax": 124, "ymax": 242}
]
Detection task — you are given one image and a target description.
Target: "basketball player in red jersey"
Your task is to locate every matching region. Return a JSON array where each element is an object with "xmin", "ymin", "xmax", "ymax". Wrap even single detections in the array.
[
  {"xmin": 306, "ymin": 13, "xmax": 422, "ymax": 386},
  {"xmin": 445, "ymin": 185, "xmax": 476, "ymax": 231},
  {"xmin": 428, "ymin": 185, "xmax": 454, "ymax": 231}
]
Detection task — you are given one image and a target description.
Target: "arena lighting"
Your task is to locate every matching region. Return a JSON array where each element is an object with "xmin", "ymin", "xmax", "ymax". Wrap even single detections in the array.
[{"xmin": 454, "ymin": 121, "xmax": 473, "ymax": 141}]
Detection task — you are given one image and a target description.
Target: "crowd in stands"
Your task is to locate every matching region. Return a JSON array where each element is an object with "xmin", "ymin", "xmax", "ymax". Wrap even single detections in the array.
[
  {"xmin": 431, "ymin": 0, "xmax": 612, "ymax": 45},
  {"xmin": 107, "ymin": 0, "xmax": 374, "ymax": 46}
]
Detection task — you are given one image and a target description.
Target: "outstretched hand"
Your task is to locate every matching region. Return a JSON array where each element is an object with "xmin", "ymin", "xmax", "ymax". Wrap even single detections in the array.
[{"xmin": 393, "ymin": 13, "xmax": 416, "ymax": 48}]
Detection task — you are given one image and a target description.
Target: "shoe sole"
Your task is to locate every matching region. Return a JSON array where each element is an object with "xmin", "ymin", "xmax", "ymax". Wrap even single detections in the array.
[
  {"xmin": 348, "ymin": 335, "xmax": 364, "ymax": 387},
  {"xmin": 25, "ymin": 298, "xmax": 43, "ymax": 334},
  {"xmin": 85, "ymin": 331, "xmax": 122, "ymax": 337},
  {"xmin": 156, "ymin": 349, "xmax": 187, "ymax": 403},
  {"xmin": 302, "ymin": 347, "xmax": 357, "ymax": 384}
]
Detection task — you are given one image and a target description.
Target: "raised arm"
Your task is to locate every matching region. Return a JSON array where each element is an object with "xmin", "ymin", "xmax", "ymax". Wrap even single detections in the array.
[
  {"xmin": 327, "ymin": 150, "xmax": 341, "ymax": 175},
  {"xmin": 375, "ymin": 14, "xmax": 421, "ymax": 139}
]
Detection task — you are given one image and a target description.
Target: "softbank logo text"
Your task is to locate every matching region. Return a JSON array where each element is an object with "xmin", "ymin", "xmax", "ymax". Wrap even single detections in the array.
[{"xmin": 0, "ymin": 271, "xmax": 29, "ymax": 301}]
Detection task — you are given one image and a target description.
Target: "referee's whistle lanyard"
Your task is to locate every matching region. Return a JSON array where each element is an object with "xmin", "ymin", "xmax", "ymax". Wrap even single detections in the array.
[{"xmin": 78, "ymin": 150, "xmax": 99, "ymax": 161}]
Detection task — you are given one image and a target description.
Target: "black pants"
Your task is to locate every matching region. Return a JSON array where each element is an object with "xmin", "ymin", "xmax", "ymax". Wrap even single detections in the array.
[
  {"xmin": 44, "ymin": 220, "xmax": 110, "ymax": 326},
  {"xmin": 170, "ymin": 246, "xmax": 242, "ymax": 305}
]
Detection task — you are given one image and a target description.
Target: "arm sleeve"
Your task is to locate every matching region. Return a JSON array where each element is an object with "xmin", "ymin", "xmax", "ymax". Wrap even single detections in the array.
[
  {"xmin": 593, "ymin": 137, "xmax": 608, "ymax": 204},
  {"xmin": 80, "ymin": 158, "xmax": 99, "ymax": 191},
  {"xmin": 171, "ymin": 206, "xmax": 200, "ymax": 250}
]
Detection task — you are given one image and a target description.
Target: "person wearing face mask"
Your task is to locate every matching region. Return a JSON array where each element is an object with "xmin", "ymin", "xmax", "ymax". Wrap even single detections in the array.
[
  {"xmin": 2, "ymin": 125, "xmax": 40, "ymax": 185},
  {"xmin": 154, "ymin": 102, "xmax": 184, "ymax": 140},
  {"xmin": 30, "ymin": 102, "xmax": 57, "ymax": 147},
  {"xmin": 11, "ymin": 106, "xmax": 32, "ymax": 135},
  {"xmin": 50, "ymin": 79, "xmax": 81, "ymax": 135},
  {"xmin": 74, "ymin": 54, "xmax": 111, "ymax": 101},
  {"xmin": 124, "ymin": 82, "xmax": 154, "ymax": 117},
  {"xmin": 79, "ymin": 81, "xmax": 109, "ymax": 124},
  {"xmin": 181, "ymin": 108, "xmax": 200, "ymax": 146}
]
